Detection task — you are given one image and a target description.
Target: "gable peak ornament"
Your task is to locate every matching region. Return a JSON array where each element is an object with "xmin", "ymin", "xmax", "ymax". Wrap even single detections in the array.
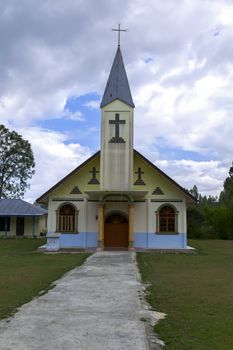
[{"xmin": 70, "ymin": 186, "xmax": 82, "ymax": 194}]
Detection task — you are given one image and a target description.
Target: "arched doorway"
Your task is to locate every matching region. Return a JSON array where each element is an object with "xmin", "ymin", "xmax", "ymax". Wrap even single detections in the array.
[{"xmin": 104, "ymin": 212, "xmax": 129, "ymax": 248}]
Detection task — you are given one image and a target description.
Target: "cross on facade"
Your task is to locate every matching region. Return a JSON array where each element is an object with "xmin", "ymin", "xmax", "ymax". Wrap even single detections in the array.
[
  {"xmin": 109, "ymin": 113, "xmax": 126, "ymax": 143},
  {"xmin": 134, "ymin": 167, "xmax": 146, "ymax": 185},
  {"xmin": 112, "ymin": 23, "xmax": 127, "ymax": 47},
  {"xmin": 136, "ymin": 168, "xmax": 144, "ymax": 180},
  {"xmin": 88, "ymin": 167, "xmax": 100, "ymax": 184}
]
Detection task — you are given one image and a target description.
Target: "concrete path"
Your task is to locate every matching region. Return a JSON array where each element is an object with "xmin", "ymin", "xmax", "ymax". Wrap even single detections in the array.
[{"xmin": 0, "ymin": 252, "xmax": 150, "ymax": 350}]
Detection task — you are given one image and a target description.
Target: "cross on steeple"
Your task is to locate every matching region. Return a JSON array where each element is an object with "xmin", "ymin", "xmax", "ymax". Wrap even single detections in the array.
[
  {"xmin": 112, "ymin": 23, "xmax": 127, "ymax": 47},
  {"xmin": 88, "ymin": 167, "xmax": 100, "ymax": 184},
  {"xmin": 109, "ymin": 113, "xmax": 126, "ymax": 143},
  {"xmin": 134, "ymin": 167, "xmax": 146, "ymax": 185}
]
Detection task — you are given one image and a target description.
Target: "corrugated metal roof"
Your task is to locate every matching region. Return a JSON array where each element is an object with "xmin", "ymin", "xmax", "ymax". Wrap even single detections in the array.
[
  {"xmin": 0, "ymin": 199, "xmax": 47, "ymax": 216},
  {"xmin": 100, "ymin": 47, "xmax": 135, "ymax": 108}
]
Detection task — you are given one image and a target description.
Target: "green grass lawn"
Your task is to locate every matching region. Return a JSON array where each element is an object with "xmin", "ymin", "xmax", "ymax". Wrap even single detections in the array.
[
  {"xmin": 0, "ymin": 239, "xmax": 90, "ymax": 319},
  {"xmin": 137, "ymin": 240, "xmax": 233, "ymax": 350}
]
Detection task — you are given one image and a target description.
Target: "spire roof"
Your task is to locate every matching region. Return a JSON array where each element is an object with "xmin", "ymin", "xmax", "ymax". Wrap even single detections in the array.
[{"xmin": 100, "ymin": 47, "xmax": 135, "ymax": 108}]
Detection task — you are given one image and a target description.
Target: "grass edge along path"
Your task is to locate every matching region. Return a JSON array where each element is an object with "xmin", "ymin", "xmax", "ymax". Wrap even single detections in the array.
[
  {"xmin": 0, "ymin": 239, "xmax": 91, "ymax": 320},
  {"xmin": 137, "ymin": 240, "xmax": 233, "ymax": 350}
]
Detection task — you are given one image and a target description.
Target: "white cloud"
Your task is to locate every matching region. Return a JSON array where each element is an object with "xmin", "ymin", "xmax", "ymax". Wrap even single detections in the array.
[
  {"xmin": 18, "ymin": 127, "xmax": 92, "ymax": 203},
  {"xmin": 60, "ymin": 110, "xmax": 85, "ymax": 121},
  {"xmin": 156, "ymin": 159, "xmax": 228, "ymax": 196},
  {"xmin": 84, "ymin": 100, "xmax": 100, "ymax": 109}
]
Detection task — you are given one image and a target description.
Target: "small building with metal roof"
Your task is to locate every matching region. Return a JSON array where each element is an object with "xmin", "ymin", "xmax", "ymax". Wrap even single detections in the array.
[{"xmin": 0, "ymin": 199, "xmax": 47, "ymax": 238}]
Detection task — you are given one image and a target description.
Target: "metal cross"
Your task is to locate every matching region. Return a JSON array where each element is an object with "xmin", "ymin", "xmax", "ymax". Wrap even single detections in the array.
[
  {"xmin": 109, "ymin": 113, "xmax": 126, "ymax": 139},
  {"xmin": 135, "ymin": 168, "xmax": 144, "ymax": 181},
  {"xmin": 112, "ymin": 23, "xmax": 127, "ymax": 47}
]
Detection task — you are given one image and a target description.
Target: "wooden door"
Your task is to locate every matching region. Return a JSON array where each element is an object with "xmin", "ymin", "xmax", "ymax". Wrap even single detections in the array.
[
  {"xmin": 104, "ymin": 223, "xmax": 128, "ymax": 247},
  {"xmin": 104, "ymin": 213, "xmax": 128, "ymax": 248},
  {"xmin": 16, "ymin": 217, "xmax": 25, "ymax": 236}
]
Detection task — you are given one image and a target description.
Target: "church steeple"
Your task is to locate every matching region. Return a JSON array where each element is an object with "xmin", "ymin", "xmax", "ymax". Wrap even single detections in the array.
[
  {"xmin": 100, "ymin": 47, "xmax": 134, "ymax": 108},
  {"xmin": 100, "ymin": 44, "xmax": 134, "ymax": 191}
]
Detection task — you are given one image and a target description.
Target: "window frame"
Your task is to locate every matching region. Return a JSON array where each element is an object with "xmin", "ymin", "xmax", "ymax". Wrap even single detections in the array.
[
  {"xmin": 155, "ymin": 204, "xmax": 179, "ymax": 234},
  {"xmin": 0, "ymin": 217, "xmax": 10, "ymax": 232},
  {"xmin": 56, "ymin": 203, "xmax": 79, "ymax": 233}
]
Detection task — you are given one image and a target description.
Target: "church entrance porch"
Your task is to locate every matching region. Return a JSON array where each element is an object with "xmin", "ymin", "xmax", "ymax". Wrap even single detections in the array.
[
  {"xmin": 104, "ymin": 213, "xmax": 128, "ymax": 248},
  {"xmin": 88, "ymin": 191, "xmax": 147, "ymax": 251}
]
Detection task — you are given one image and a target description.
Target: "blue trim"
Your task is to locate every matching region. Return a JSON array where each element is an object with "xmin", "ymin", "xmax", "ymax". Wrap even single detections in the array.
[
  {"xmin": 86, "ymin": 233, "xmax": 98, "ymax": 247},
  {"xmin": 134, "ymin": 232, "xmax": 187, "ymax": 249},
  {"xmin": 134, "ymin": 233, "xmax": 148, "ymax": 249},
  {"xmin": 59, "ymin": 233, "xmax": 97, "ymax": 248},
  {"xmin": 58, "ymin": 232, "xmax": 186, "ymax": 249}
]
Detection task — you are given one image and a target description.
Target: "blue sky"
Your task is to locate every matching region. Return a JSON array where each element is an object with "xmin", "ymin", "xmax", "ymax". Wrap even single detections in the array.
[
  {"xmin": 0, "ymin": 0, "xmax": 232, "ymax": 202},
  {"xmin": 39, "ymin": 93, "xmax": 101, "ymax": 150}
]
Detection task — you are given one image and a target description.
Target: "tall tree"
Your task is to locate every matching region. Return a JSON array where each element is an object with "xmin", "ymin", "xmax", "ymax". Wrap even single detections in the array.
[
  {"xmin": 219, "ymin": 163, "xmax": 233, "ymax": 205},
  {"xmin": 189, "ymin": 185, "xmax": 199, "ymax": 199},
  {"xmin": 0, "ymin": 125, "xmax": 35, "ymax": 198}
]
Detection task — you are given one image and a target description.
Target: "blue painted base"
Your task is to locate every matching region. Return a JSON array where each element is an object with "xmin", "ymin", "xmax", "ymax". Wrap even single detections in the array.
[
  {"xmin": 59, "ymin": 233, "xmax": 97, "ymax": 249},
  {"xmin": 48, "ymin": 232, "xmax": 187, "ymax": 249},
  {"xmin": 134, "ymin": 232, "xmax": 187, "ymax": 249}
]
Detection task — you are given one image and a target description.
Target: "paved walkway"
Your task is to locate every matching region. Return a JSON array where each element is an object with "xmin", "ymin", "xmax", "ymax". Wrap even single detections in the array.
[{"xmin": 0, "ymin": 252, "xmax": 150, "ymax": 350}]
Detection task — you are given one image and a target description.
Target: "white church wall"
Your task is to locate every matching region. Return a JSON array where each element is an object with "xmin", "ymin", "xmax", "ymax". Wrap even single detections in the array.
[
  {"xmin": 85, "ymin": 201, "xmax": 98, "ymax": 247},
  {"xmin": 134, "ymin": 202, "xmax": 147, "ymax": 232},
  {"xmin": 87, "ymin": 201, "xmax": 98, "ymax": 232}
]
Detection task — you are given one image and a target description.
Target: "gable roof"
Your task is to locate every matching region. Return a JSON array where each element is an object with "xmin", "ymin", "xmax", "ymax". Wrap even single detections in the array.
[
  {"xmin": 0, "ymin": 199, "xmax": 48, "ymax": 216},
  {"xmin": 36, "ymin": 150, "xmax": 196, "ymax": 204},
  {"xmin": 134, "ymin": 150, "xmax": 197, "ymax": 203},
  {"xmin": 100, "ymin": 47, "xmax": 135, "ymax": 108},
  {"xmin": 36, "ymin": 151, "xmax": 100, "ymax": 203}
]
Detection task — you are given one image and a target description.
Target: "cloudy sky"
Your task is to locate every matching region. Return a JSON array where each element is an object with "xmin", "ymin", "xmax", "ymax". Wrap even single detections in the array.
[{"xmin": 1, "ymin": 0, "xmax": 233, "ymax": 202}]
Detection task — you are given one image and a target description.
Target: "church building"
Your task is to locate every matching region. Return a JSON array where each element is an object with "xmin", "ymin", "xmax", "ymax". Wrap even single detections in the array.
[{"xmin": 37, "ymin": 42, "xmax": 196, "ymax": 251}]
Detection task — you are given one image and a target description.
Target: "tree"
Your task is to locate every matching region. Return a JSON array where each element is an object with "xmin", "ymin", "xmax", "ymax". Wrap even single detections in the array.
[
  {"xmin": 219, "ymin": 163, "xmax": 233, "ymax": 206},
  {"xmin": 187, "ymin": 205, "xmax": 205, "ymax": 238},
  {"xmin": 189, "ymin": 185, "xmax": 199, "ymax": 200},
  {"xmin": 0, "ymin": 125, "xmax": 35, "ymax": 198}
]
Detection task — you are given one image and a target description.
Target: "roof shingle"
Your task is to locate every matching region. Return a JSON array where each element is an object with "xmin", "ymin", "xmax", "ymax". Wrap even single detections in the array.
[
  {"xmin": 100, "ymin": 47, "xmax": 134, "ymax": 108},
  {"xmin": 0, "ymin": 199, "xmax": 47, "ymax": 216}
]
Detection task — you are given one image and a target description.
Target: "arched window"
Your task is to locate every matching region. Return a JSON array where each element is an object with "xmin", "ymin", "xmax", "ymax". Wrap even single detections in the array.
[
  {"xmin": 58, "ymin": 204, "xmax": 76, "ymax": 232},
  {"xmin": 158, "ymin": 205, "xmax": 177, "ymax": 233}
]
